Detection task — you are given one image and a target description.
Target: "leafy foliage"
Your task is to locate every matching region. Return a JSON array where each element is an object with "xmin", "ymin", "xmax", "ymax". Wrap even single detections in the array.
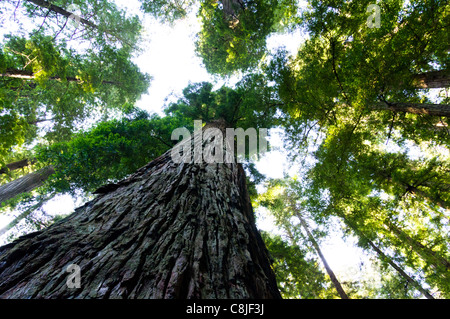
[
  {"xmin": 139, "ymin": 0, "xmax": 197, "ymax": 24},
  {"xmin": 196, "ymin": 0, "xmax": 299, "ymax": 75},
  {"xmin": 22, "ymin": 0, "xmax": 143, "ymax": 51}
]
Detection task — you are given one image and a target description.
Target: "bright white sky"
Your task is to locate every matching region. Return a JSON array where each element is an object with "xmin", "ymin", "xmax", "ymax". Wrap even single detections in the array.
[{"xmin": 0, "ymin": 0, "xmax": 370, "ymax": 281}]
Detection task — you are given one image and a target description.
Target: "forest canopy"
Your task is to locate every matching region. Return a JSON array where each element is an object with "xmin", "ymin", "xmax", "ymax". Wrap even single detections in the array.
[{"xmin": 0, "ymin": 0, "xmax": 449, "ymax": 299}]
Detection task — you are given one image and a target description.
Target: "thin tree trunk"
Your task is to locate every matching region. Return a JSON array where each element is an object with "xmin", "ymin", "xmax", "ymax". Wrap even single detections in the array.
[
  {"xmin": 295, "ymin": 214, "xmax": 349, "ymax": 299},
  {"xmin": 28, "ymin": 118, "xmax": 56, "ymax": 125},
  {"xmin": 411, "ymin": 70, "xmax": 450, "ymax": 89},
  {"xmin": 0, "ymin": 69, "xmax": 120, "ymax": 85},
  {"xmin": 339, "ymin": 215, "xmax": 435, "ymax": 298},
  {"xmin": 26, "ymin": 0, "xmax": 97, "ymax": 29},
  {"xmin": 0, "ymin": 193, "xmax": 55, "ymax": 237},
  {"xmin": 406, "ymin": 184, "xmax": 450, "ymax": 211},
  {"xmin": 0, "ymin": 166, "xmax": 55, "ymax": 206},
  {"xmin": 0, "ymin": 121, "xmax": 281, "ymax": 298},
  {"xmin": 0, "ymin": 159, "xmax": 36, "ymax": 175},
  {"xmin": 385, "ymin": 220, "xmax": 450, "ymax": 272},
  {"xmin": 365, "ymin": 238, "xmax": 435, "ymax": 299},
  {"xmin": 370, "ymin": 102, "xmax": 450, "ymax": 117}
]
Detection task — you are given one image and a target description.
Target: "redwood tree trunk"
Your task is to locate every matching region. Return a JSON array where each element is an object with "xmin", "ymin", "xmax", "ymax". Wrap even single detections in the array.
[
  {"xmin": 0, "ymin": 158, "xmax": 35, "ymax": 175},
  {"xmin": 365, "ymin": 238, "xmax": 435, "ymax": 299},
  {"xmin": 296, "ymin": 214, "xmax": 349, "ymax": 299},
  {"xmin": 0, "ymin": 121, "xmax": 281, "ymax": 298},
  {"xmin": 0, "ymin": 166, "xmax": 55, "ymax": 206},
  {"xmin": 370, "ymin": 102, "xmax": 450, "ymax": 117},
  {"xmin": 411, "ymin": 70, "xmax": 450, "ymax": 89},
  {"xmin": 26, "ymin": 0, "xmax": 97, "ymax": 28}
]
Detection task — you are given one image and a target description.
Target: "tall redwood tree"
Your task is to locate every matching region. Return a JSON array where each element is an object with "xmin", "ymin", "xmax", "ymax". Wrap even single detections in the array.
[{"xmin": 0, "ymin": 120, "xmax": 281, "ymax": 299}]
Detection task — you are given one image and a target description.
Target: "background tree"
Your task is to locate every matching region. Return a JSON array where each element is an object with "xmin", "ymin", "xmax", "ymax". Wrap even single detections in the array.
[
  {"xmin": 261, "ymin": 231, "xmax": 337, "ymax": 298},
  {"xmin": 257, "ymin": 178, "xmax": 351, "ymax": 298},
  {"xmin": 139, "ymin": 0, "xmax": 300, "ymax": 75},
  {"xmin": 20, "ymin": 0, "xmax": 143, "ymax": 50},
  {"xmin": 195, "ymin": 0, "xmax": 299, "ymax": 75},
  {"xmin": 139, "ymin": 0, "xmax": 198, "ymax": 24},
  {"xmin": 0, "ymin": 33, "xmax": 150, "ymax": 169},
  {"xmin": 258, "ymin": 0, "xmax": 449, "ymax": 297},
  {"xmin": 307, "ymin": 132, "xmax": 449, "ymax": 297}
]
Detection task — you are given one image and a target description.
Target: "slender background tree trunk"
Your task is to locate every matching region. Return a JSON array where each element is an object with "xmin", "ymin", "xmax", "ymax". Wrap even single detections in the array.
[
  {"xmin": 26, "ymin": 0, "xmax": 97, "ymax": 28},
  {"xmin": 0, "ymin": 158, "xmax": 35, "ymax": 175},
  {"xmin": 0, "ymin": 166, "xmax": 55, "ymax": 206},
  {"xmin": 411, "ymin": 70, "xmax": 450, "ymax": 89},
  {"xmin": 385, "ymin": 220, "xmax": 450, "ymax": 273},
  {"xmin": 341, "ymin": 216, "xmax": 435, "ymax": 299},
  {"xmin": 0, "ymin": 193, "xmax": 55, "ymax": 237},
  {"xmin": 365, "ymin": 238, "xmax": 435, "ymax": 299},
  {"xmin": 370, "ymin": 102, "xmax": 450, "ymax": 117},
  {"xmin": 296, "ymin": 213, "xmax": 349, "ymax": 299}
]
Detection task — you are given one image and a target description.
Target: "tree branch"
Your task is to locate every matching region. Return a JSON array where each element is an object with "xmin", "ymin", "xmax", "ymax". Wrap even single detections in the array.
[{"xmin": 330, "ymin": 39, "xmax": 350, "ymax": 105}]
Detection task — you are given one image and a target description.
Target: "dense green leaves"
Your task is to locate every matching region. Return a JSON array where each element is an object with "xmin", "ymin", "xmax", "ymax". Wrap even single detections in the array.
[
  {"xmin": 35, "ymin": 111, "xmax": 186, "ymax": 194},
  {"xmin": 164, "ymin": 74, "xmax": 279, "ymax": 129},
  {"xmin": 196, "ymin": 0, "xmax": 299, "ymax": 75},
  {"xmin": 140, "ymin": 0, "xmax": 197, "ymax": 24}
]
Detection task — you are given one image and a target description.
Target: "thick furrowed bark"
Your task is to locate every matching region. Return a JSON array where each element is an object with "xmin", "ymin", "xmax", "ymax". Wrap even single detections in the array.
[{"xmin": 0, "ymin": 123, "xmax": 281, "ymax": 299}]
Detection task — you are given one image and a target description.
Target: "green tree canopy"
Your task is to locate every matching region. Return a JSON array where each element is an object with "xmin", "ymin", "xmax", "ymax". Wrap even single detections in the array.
[{"xmin": 0, "ymin": 33, "xmax": 150, "ymax": 165}]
